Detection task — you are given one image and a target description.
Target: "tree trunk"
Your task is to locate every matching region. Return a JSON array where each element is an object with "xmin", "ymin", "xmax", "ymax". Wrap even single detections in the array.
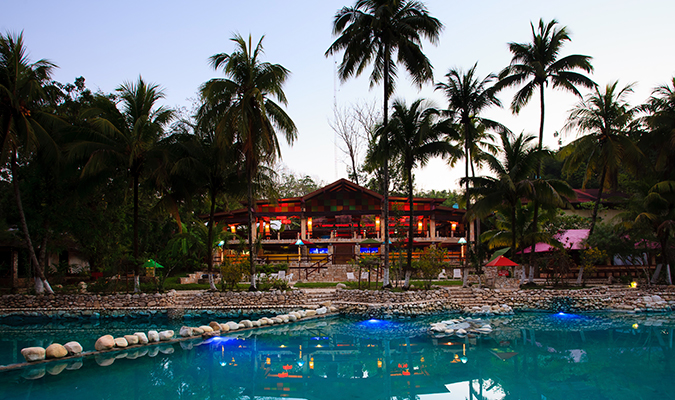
[
  {"xmin": 463, "ymin": 123, "xmax": 471, "ymax": 288},
  {"xmin": 247, "ymin": 168, "xmax": 257, "ymax": 290},
  {"xmin": 206, "ymin": 190, "xmax": 218, "ymax": 291},
  {"xmin": 381, "ymin": 43, "xmax": 391, "ymax": 289},
  {"xmin": 589, "ymin": 167, "xmax": 607, "ymax": 235},
  {"xmin": 403, "ymin": 269, "xmax": 412, "ymax": 289},
  {"xmin": 576, "ymin": 266, "xmax": 585, "ymax": 286},
  {"xmin": 133, "ymin": 173, "xmax": 140, "ymax": 292},
  {"xmin": 528, "ymin": 84, "xmax": 546, "ymax": 284},
  {"xmin": 10, "ymin": 152, "xmax": 53, "ymax": 294},
  {"xmin": 405, "ymin": 164, "xmax": 414, "ymax": 289}
]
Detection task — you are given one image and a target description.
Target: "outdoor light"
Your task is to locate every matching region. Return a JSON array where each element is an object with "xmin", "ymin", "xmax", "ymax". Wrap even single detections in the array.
[
  {"xmin": 451, "ymin": 222, "xmax": 457, "ymax": 231},
  {"xmin": 418, "ymin": 220, "xmax": 423, "ymax": 232},
  {"xmin": 307, "ymin": 217, "xmax": 312, "ymax": 233},
  {"xmin": 218, "ymin": 240, "xmax": 224, "ymax": 246},
  {"xmin": 230, "ymin": 225, "xmax": 236, "ymax": 233},
  {"xmin": 309, "ymin": 357, "xmax": 314, "ymax": 369},
  {"xmin": 458, "ymin": 237, "xmax": 467, "ymax": 244},
  {"xmin": 630, "ymin": 281, "xmax": 638, "ymax": 288},
  {"xmin": 375, "ymin": 216, "xmax": 380, "ymax": 231},
  {"xmin": 633, "ymin": 323, "xmax": 639, "ymax": 329},
  {"xmin": 460, "ymin": 357, "xmax": 468, "ymax": 364},
  {"xmin": 377, "ymin": 359, "xmax": 383, "ymax": 368},
  {"xmin": 266, "ymin": 357, "xmax": 271, "ymax": 365}
]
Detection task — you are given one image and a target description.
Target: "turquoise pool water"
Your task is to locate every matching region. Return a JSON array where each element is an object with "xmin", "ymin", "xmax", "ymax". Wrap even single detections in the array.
[{"xmin": 1, "ymin": 312, "xmax": 674, "ymax": 399}]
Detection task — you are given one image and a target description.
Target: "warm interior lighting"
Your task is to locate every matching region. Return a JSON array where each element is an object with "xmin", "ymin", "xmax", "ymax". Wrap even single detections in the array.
[
  {"xmin": 307, "ymin": 217, "xmax": 312, "ymax": 233},
  {"xmin": 266, "ymin": 357, "xmax": 271, "ymax": 365},
  {"xmin": 451, "ymin": 222, "xmax": 457, "ymax": 231},
  {"xmin": 231, "ymin": 225, "xmax": 236, "ymax": 234},
  {"xmin": 418, "ymin": 220, "xmax": 423, "ymax": 232},
  {"xmin": 630, "ymin": 281, "xmax": 638, "ymax": 288},
  {"xmin": 375, "ymin": 216, "xmax": 380, "ymax": 231},
  {"xmin": 377, "ymin": 359, "xmax": 383, "ymax": 368},
  {"xmin": 264, "ymin": 222, "xmax": 270, "ymax": 235},
  {"xmin": 309, "ymin": 357, "xmax": 314, "ymax": 369}
]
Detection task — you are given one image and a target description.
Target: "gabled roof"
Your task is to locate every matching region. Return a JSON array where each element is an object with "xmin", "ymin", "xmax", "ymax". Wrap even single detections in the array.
[
  {"xmin": 570, "ymin": 189, "xmax": 627, "ymax": 205},
  {"xmin": 301, "ymin": 178, "xmax": 382, "ymax": 202}
]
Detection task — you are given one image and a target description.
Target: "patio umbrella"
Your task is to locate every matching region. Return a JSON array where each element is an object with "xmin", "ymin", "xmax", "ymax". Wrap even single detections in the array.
[
  {"xmin": 293, "ymin": 239, "xmax": 315, "ymax": 246},
  {"xmin": 142, "ymin": 259, "xmax": 164, "ymax": 269},
  {"xmin": 488, "ymin": 247, "xmax": 510, "ymax": 262},
  {"xmin": 485, "ymin": 255, "xmax": 519, "ymax": 267},
  {"xmin": 360, "ymin": 238, "xmax": 382, "ymax": 246}
]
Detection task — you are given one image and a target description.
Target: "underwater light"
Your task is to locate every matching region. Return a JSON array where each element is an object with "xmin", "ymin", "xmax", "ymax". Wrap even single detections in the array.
[
  {"xmin": 460, "ymin": 356, "xmax": 468, "ymax": 364},
  {"xmin": 218, "ymin": 240, "xmax": 225, "ymax": 246},
  {"xmin": 297, "ymin": 361, "xmax": 305, "ymax": 367},
  {"xmin": 633, "ymin": 323, "xmax": 639, "ymax": 329}
]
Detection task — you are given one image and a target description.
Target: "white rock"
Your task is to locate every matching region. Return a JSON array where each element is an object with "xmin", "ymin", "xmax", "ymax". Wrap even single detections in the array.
[
  {"xmin": 114, "ymin": 337, "xmax": 128, "ymax": 348},
  {"xmin": 272, "ymin": 317, "xmax": 283, "ymax": 324},
  {"xmin": 305, "ymin": 310, "xmax": 317, "ymax": 317},
  {"xmin": 220, "ymin": 323, "xmax": 230, "ymax": 332},
  {"xmin": 199, "ymin": 325, "xmax": 214, "ymax": 333},
  {"xmin": 159, "ymin": 330, "xmax": 174, "ymax": 341},
  {"xmin": 21, "ymin": 347, "xmax": 46, "ymax": 362},
  {"xmin": 240, "ymin": 320, "xmax": 253, "ymax": 328},
  {"xmin": 456, "ymin": 328, "xmax": 467, "ymax": 336},
  {"xmin": 226, "ymin": 321, "xmax": 239, "ymax": 330},
  {"xmin": 95, "ymin": 335, "xmax": 115, "ymax": 351},
  {"xmin": 316, "ymin": 307, "xmax": 327, "ymax": 315},
  {"xmin": 148, "ymin": 331, "xmax": 160, "ymax": 342},
  {"xmin": 180, "ymin": 326, "xmax": 193, "ymax": 337},
  {"xmin": 288, "ymin": 314, "xmax": 297, "ymax": 322},
  {"xmin": 444, "ymin": 329, "xmax": 455, "ymax": 335},
  {"xmin": 64, "ymin": 341, "xmax": 83, "ymax": 355},
  {"xmin": 95, "ymin": 354, "xmax": 115, "ymax": 366},
  {"xmin": 134, "ymin": 332, "xmax": 149, "ymax": 344},
  {"xmin": 192, "ymin": 327, "xmax": 204, "ymax": 335},
  {"xmin": 253, "ymin": 320, "xmax": 261, "ymax": 327},
  {"xmin": 124, "ymin": 335, "xmax": 139, "ymax": 345}
]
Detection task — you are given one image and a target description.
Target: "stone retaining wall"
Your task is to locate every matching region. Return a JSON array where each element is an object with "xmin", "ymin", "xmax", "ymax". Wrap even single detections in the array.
[{"xmin": 0, "ymin": 293, "xmax": 176, "ymax": 309}]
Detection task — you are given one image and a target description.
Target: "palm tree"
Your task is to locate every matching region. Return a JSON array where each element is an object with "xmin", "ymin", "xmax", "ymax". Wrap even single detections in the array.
[
  {"xmin": 201, "ymin": 34, "xmax": 296, "ymax": 290},
  {"xmin": 171, "ymin": 113, "xmax": 246, "ymax": 290},
  {"xmin": 470, "ymin": 131, "xmax": 574, "ymax": 279},
  {"xmin": 496, "ymin": 18, "xmax": 595, "ymax": 278},
  {"xmin": 0, "ymin": 31, "xmax": 59, "ymax": 293},
  {"xmin": 435, "ymin": 63, "xmax": 505, "ymax": 284},
  {"xmin": 560, "ymin": 81, "xmax": 643, "ymax": 235},
  {"xmin": 326, "ymin": 0, "xmax": 443, "ymax": 287},
  {"xmin": 371, "ymin": 99, "xmax": 459, "ymax": 288},
  {"xmin": 642, "ymin": 77, "xmax": 675, "ymax": 175},
  {"xmin": 71, "ymin": 77, "xmax": 173, "ymax": 292}
]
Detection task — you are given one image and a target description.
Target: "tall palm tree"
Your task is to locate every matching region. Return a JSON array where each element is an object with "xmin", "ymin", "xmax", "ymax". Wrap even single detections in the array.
[
  {"xmin": 71, "ymin": 77, "xmax": 173, "ymax": 292},
  {"xmin": 171, "ymin": 114, "xmax": 246, "ymax": 290},
  {"xmin": 0, "ymin": 31, "xmax": 59, "ymax": 293},
  {"xmin": 201, "ymin": 34, "xmax": 296, "ymax": 290},
  {"xmin": 642, "ymin": 77, "xmax": 675, "ymax": 176},
  {"xmin": 326, "ymin": 0, "xmax": 443, "ymax": 287},
  {"xmin": 470, "ymin": 131, "xmax": 574, "ymax": 279},
  {"xmin": 371, "ymin": 99, "xmax": 459, "ymax": 288},
  {"xmin": 560, "ymin": 81, "xmax": 643, "ymax": 235},
  {"xmin": 496, "ymin": 18, "xmax": 595, "ymax": 278},
  {"xmin": 435, "ymin": 63, "xmax": 505, "ymax": 284}
]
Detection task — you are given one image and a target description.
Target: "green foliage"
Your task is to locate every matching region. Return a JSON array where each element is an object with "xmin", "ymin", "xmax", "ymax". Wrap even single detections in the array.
[
  {"xmin": 220, "ymin": 257, "xmax": 245, "ymax": 291},
  {"xmin": 417, "ymin": 246, "xmax": 448, "ymax": 289}
]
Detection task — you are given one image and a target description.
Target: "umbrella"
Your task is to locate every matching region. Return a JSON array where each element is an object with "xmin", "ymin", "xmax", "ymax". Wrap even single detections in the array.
[
  {"xmin": 294, "ymin": 239, "xmax": 315, "ymax": 246},
  {"xmin": 485, "ymin": 255, "xmax": 519, "ymax": 267},
  {"xmin": 360, "ymin": 238, "xmax": 382, "ymax": 246},
  {"xmin": 488, "ymin": 247, "xmax": 510, "ymax": 262},
  {"xmin": 142, "ymin": 259, "xmax": 164, "ymax": 269}
]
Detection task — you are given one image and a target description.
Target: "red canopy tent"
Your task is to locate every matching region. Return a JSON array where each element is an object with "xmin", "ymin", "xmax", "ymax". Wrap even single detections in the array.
[{"xmin": 485, "ymin": 255, "xmax": 519, "ymax": 267}]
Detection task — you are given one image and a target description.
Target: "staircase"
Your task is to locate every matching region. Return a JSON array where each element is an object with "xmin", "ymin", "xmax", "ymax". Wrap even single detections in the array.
[
  {"xmin": 304, "ymin": 289, "xmax": 337, "ymax": 306},
  {"xmin": 445, "ymin": 287, "xmax": 497, "ymax": 309},
  {"xmin": 170, "ymin": 290, "xmax": 200, "ymax": 307}
]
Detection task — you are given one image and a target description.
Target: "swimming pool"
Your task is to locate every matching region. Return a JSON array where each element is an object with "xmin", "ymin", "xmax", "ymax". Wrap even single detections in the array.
[{"xmin": 1, "ymin": 312, "xmax": 674, "ymax": 399}]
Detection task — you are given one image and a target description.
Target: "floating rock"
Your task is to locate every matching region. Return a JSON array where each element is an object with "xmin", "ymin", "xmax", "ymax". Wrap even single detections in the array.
[
  {"xmin": 64, "ymin": 341, "xmax": 83, "ymax": 355},
  {"xmin": 316, "ymin": 307, "xmax": 327, "ymax": 315},
  {"xmin": 148, "ymin": 331, "xmax": 160, "ymax": 342},
  {"xmin": 288, "ymin": 314, "xmax": 297, "ymax": 322},
  {"xmin": 134, "ymin": 332, "xmax": 149, "ymax": 344},
  {"xmin": 179, "ymin": 326, "xmax": 193, "ymax": 337},
  {"xmin": 219, "ymin": 323, "xmax": 230, "ymax": 332},
  {"xmin": 209, "ymin": 321, "xmax": 221, "ymax": 331},
  {"xmin": 240, "ymin": 319, "xmax": 253, "ymax": 328},
  {"xmin": 193, "ymin": 327, "xmax": 205, "ymax": 335},
  {"xmin": 21, "ymin": 347, "xmax": 46, "ymax": 362},
  {"xmin": 124, "ymin": 335, "xmax": 139, "ymax": 345},
  {"xmin": 272, "ymin": 317, "xmax": 283, "ymax": 324},
  {"xmin": 226, "ymin": 321, "xmax": 239, "ymax": 330},
  {"xmin": 305, "ymin": 310, "xmax": 317, "ymax": 317},
  {"xmin": 252, "ymin": 320, "xmax": 261, "ymax": 327},
  {"xmin": 159, "ymin": 330, "xmax": 174, "ymax": 341},
  {"xmin": 95, "ymin": 335, "xmax": 115, "ymax": 351},
  {"xmin": 199, "ymin": 325, "xmax": 214, "ymax": 333},
  {"xmin": 114, "ymin": 337, "xmax": 128, "ymax": 348}
]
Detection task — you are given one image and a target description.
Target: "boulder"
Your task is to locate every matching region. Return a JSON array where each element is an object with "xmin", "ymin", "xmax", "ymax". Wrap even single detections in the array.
[
  {"xmin": 219, "ymin": 323, "xmax": 230, "ymax": 332},
  {"xmin": 252, "ymin": 320, "xmax": 261, "ymax": 327},
  {"xmin": 95, "ymin": 335, "xmax": 115, "ymax": 351},
  {"xmin": 199, "ymin": 325, "xmax": 214, "ymax": 333},
  {"xmin": 192, "ymin": 327, "xmax": 205, "ymax": 335},
  {"xmin": 134, "ymin": 332, "xmax": 149, "ymax": 344},
  {"xmin": 114, "ymin": 337, "xmax": 128, "ymax": 348},
  {"xmin": 240, "ymin": 319, "xmax": 253, "ymax": 328},
  {"xmin": 226, "ymin": 321, "xmax": 239, "ymax": 330},
  {"xmin": 336, "ymin": 283, "xmax": 347, "ymax": 289},
  {"xmin": 148, "ymin": 331, "xmax": 160, "ymax": 342},
  {"xmin": 21, "ymin": 347, "xmax": 46, "ymax": 362},
  {"xmin": 272, "ymin": 317, "xmax": 283, "ymax": 324},
  {"xmin": 179, "ymin": 326, "xmax": 192, "ymax": 337},
  {"xmin": 159, "ymin": 330, "xmax": 174, "ymax": 341},
  {"xmin": 305, "ymin": 310, "xmax": 317, "ymax": 317},
  {"xmin": 63, "ymin": 341, "xmax": 83, "ymax": 356},
  {"xmin": 288, "ymin": 314, "xmax": 297, "ymax": 322},
  {"xmin": 209, "ymin": 321, "xmax": 221, "ymax": 331},
  {"xmin": 124, "ymin": 335, "xmax": 139, "ymax": 345},
  {"xmin": 45, "ymin": 343, "xmax": 68, "ymax": 359},
  {"xmin": 316, "ymin": 307, "xmax": 327, "ymax": 315}
]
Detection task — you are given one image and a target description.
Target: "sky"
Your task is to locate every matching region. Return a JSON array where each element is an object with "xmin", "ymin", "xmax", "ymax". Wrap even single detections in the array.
[{"xmin": 3, "ymin": 0, "xmax": 675, "ymax": 192}]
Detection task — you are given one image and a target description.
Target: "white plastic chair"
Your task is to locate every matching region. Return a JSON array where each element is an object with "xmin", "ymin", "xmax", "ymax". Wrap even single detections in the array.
[
  {"xmin": 360, "ymin": 271, "xmax": 369, "ymax": 280},
  {"xmin": 438, "ymin": 269, "xmax": 447, "ymax": 279},
  {"xmin": 453, "ymin": 269, "xmax": 462, "ymax": 279},
  {"xmin": 346, "ymin": 272, "xmax": 356, "ymax": 281},
  {"xmin": 277, "ymin": 270, "xmax": 286, "ymax": 280},
  {"xmin": 286, "ymin": 273, "xmax": 293, "ymax": 283}
]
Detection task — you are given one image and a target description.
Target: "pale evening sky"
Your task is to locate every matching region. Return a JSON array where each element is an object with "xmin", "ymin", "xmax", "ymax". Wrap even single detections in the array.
[{"xmin": 3, "ymin": 0, "xmax": 674, "ymax": 192}]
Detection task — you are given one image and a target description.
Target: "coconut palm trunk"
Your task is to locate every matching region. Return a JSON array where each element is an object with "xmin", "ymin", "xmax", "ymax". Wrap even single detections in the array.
[
  {"xmin": 206, "ymin": 190, "xmax": 218, "ymax": 291},
  {"xmin": 403, "ymin": 164, "xmax": 414, "ymax": 289},
  {"xmin": 248, "ymin": 169, "xmax": 257, "ymax": 290},
  {"xmin": 10, "ymin": 152, "xmax": 53, "ymax": 293},
  {"xmin": 382, "ymin": 46, "xmax": 392, "ymax": 288}
]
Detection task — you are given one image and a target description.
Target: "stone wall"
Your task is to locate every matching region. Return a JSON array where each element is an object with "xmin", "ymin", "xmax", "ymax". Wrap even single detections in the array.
[
  {"xmin": 186, "ymin": 290, "xmax": 308, "ymax": 307},
  {"xmin": 335, "ymin": 288, "xmax": 450, "ymax": 304},
  {"xmin": 0, "ymin": 293, "xmax": 176, "ymax": 310}
]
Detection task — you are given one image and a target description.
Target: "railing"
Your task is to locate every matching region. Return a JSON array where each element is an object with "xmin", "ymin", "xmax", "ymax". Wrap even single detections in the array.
[{"xmin": 300, "ymin": 255, "xmax": 332, "ymax": 280}]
